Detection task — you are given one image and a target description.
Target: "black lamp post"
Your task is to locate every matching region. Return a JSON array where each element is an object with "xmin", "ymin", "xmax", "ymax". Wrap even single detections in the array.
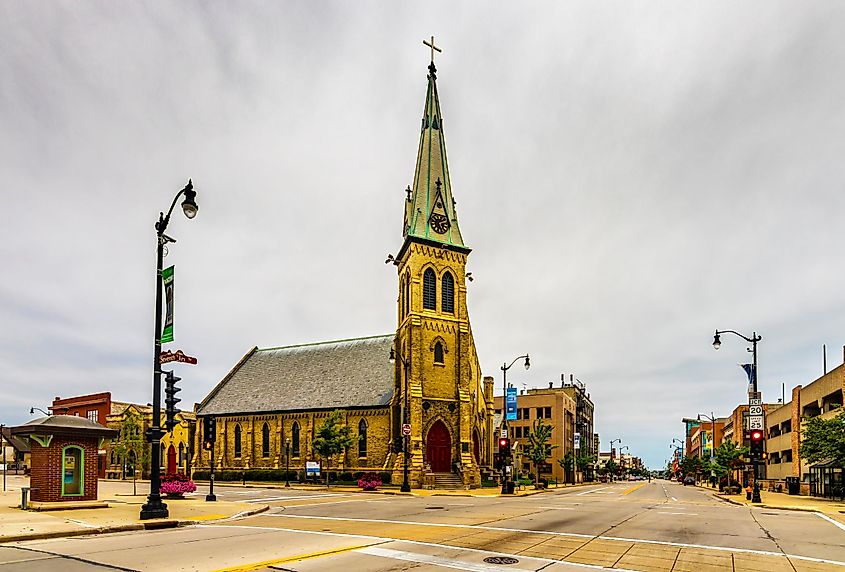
[
  {"xmin": 29, "ymin": 407, "xmax": 50, "ymax": 416},
  {"xmin": 140, "ymin": 180, "xmax": 198, "ymax": 521},
  {"xmin": 500, "ymin": 354, "xmax": 530, "ymax": 494},
  {"xmin": 712, "ymin": 328, "xmax": 762, "ymax": 503},
  {"xmin": 285, "ymin": 437, "xmax": 291, "ymax": 488},
  {"xmin": 389, "ymin": 345, "xmax": 411, "ymax": 493},
  {"xmin": 698, "ymin": 412, "xmax": 717, "ymax": 487}
]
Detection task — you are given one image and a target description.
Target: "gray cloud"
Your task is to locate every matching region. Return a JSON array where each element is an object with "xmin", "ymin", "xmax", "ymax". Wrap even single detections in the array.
[{"xmin": 2, "ymin": 1, "xmax": 844, "ymax": 467}]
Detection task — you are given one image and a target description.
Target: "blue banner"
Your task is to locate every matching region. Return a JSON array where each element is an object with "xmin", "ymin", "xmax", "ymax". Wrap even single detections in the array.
[
  {"xmin": 741, "ymin": 363, "xmax": 756, "ymax": 385},
  {"xmin": 505, "ymin": 387, "xmax": 517, "ymax": 421}
]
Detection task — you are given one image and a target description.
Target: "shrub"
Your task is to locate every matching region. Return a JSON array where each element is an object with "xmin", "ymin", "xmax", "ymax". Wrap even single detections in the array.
[
  {"xmin": 358, "ymin": 472, "xmax": 382, "ymax": 491},
  {"xmin": 192, "ymin": 471, "xmax": 209, "ymax": 481},
  {"xmin": 339, "ymin": 472, "xmax": 353, "ymax": 482},
  {"xmin": 378, "ymin": 471, "xmax": 392, "ymax": 484}
]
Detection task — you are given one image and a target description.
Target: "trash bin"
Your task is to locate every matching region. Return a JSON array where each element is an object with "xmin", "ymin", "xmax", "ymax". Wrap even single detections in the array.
[
  {"xmin": 785, "ymin": 477, "xmax": 800, "ymax": 495},
  {"xmin": 506, "ymin": 481, "xmax": 515, "ymax": 494},
  {"xmin": 21, "ymin": 487, "xmax": 30, "ymax": 509}
]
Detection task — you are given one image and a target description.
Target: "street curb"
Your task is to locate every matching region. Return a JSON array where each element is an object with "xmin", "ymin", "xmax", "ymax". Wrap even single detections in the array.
[{"xmin": 0, "ymin": 504, "xmax": 270, "ymax": 545}]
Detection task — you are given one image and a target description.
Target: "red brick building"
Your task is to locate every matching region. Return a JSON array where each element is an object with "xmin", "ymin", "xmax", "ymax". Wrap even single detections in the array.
[{"xmin": 50, "ymin": 392, "xmax": 113, "ymax": 477}]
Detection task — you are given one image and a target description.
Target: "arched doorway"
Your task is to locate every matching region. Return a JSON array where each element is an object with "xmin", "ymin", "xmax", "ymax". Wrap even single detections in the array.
[
  {"xmin": 167, "ymin": 445, "xmax": 177, "ymax": 475},
  {"xmin": 426, "ymin": 420, "xmax": 451, "ymax": 473},
  {"xmin": 472, "ymin": 430, "xmax": 480, "ymax": 464}
]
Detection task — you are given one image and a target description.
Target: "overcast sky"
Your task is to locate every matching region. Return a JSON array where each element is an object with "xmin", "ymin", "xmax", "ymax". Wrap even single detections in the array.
[{"xmin": 3, "ymin": 2, "xmax": 844, "ymax": 468}]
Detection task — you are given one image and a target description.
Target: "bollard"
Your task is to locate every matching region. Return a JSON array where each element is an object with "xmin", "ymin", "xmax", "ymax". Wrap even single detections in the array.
[{"xmin": 21, "ymin": 487, "xmax": 29, "ymax": 509}]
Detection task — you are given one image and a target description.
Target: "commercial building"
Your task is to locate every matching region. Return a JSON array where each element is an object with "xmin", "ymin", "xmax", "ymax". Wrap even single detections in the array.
[
  {"xmin": 493, "ymin": 383, "xmax": 578, "ymax": 483},
  {"xmin": 560, "ymin": 376, "xmax": 597, "ymax": 481}
]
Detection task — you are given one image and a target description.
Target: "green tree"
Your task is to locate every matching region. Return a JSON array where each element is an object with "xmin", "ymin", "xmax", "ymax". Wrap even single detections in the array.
[
  {"xmin": 111, "ymin": 411, "xmax": 149, "ymax": 495},
  {"xmin": 710, "ymin": 440, "xmax": 748, "ymax": 492},
  {"xmin": 603, "ymin": 460, "xmax": 618, "ymax": 479},
  {"xmin": 800, "ymin": 412, "xmax": 845, "ymax": 468},
  {"xmin": 525, "ymin": 419, "xmax": 557, "ymax": 488},
  {"xmin": 558, "ymin": 451, "xmax": 576, "ymax": 484},
  {"xmin": 679, "ymin": 454, "xmax": 702, "ymax": 477},
  {"xmin": 312, "ymin": 410, "xmax": 355, "ymax": 489}
]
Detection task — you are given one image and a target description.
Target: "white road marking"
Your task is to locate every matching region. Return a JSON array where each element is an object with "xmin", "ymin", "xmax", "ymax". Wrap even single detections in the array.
[
  {"xmin": 656, "ymin": 512, "xmax": 698, "ymax": 516},
  {"xmin": 577, "ymin": 486, "xmax": 612, "ymax": 496},
  {"xmin": 538, "ymin": 506, "xmax": 575, "ymax": 510},
  {"xmin": 244, "ymin": 494, "xmax": 350, "ymax": 503},
  {"xmin": 64, "ymin": 519, "xmax": 98, "ymax": 529},
  {"xmin": 816, "ymin": 512, "xmax": 845, "ymax": 533},
  {"xmin": 671, "ymin": 497, "xmax": 678, "ymax": 501},
  {"xmin": 358, "ymin": 545, "xmax": 548, "ymax": 572},
  {"xmin": 280, "ymin": 499, "xmax": 366, "ymax": 508},
  {"xmin": 261, "ymin": 514, "xmax": 845, "ymax": 567}
]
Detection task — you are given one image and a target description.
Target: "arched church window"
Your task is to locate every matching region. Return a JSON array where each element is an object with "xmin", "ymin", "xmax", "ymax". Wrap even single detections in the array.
[
  {"xmin": 234, "ymin": 425, "xmax": 242, "ymax": 458},
  {"xmin": 179, "ymin": 443, "xmax": 185, "ymax": 466},
  {"xmin": 291, "ymin": 422, "xmax": 301, "ymax": 457},
  {"xmin": 400, "ymin": 276, "xmax": 406, "ymax": 319},
  {"xmin": 442, "ymin": 271, "xmax": 455, "ymax": 313},
  {"xmin": 358, "ymin": 419, "xmax": 367, "ymax": 457},
  {"xmin": 423, "ymin": 268, "xmax": 436, "ymax": 310},
  {"xmin": 405, "ymin": 272, "xmax": 411, "ymax": 315},
  {"xmin": 262, "ymin": 422, "xmax": 270, "ymax": 458},
  {"xmin": 434, "ymin": 341, "xmax": 445, "ymax": 364}
]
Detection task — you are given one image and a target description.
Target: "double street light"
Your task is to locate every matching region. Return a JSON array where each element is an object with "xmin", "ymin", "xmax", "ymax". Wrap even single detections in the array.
[
  {"xmin": 389, "ymin": 344, "xmax": 412, "ymax": 493},
  {"xmin": 140, "ymin": 180, "xmax": 199, "ymax": 521},
  {"xmin": 500, "ymin": 355, "xmax": 530, "ymax": 494},
  {"xmin": 712, "ymin": 328, "xmax": 762, "ymax": 503}
]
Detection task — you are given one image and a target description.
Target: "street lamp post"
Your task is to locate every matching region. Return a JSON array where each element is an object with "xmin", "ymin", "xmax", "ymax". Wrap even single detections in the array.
[
  {"xmin": 698, "ymin": 412, "xmax": 717, "ymax": 488},
  {"xmin": 389, "ymin": 344, "xmax": 412, "ymax": 492},
  {"xmin": 285, "ymin": 438, "xmax": 291, "ymax": 488},
  {"xmin": 29, "ymin": 407, "xmax": 50, "ymax": 416},
  {"xmin": 609, "ymin": 438, "xmax": 621, "ymax": 481},
  {"xmin": 500, "ymin": 355, "xmax": 530, "ymax": 494},
  {"xmin": 712, "ymin": 328, "xmax": 762, "ymax": 503},
  {"xmin": 140, "ymin": 180, "xmax": 198, "ymax": 521}
]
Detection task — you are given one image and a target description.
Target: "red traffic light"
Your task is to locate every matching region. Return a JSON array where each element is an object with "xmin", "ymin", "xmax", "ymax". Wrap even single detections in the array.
[
  {"xmin": 499, "ymin": 438, "xmax": 509, "ymax": 447},
  {"xmin": 750, "ymin": 430, "xmax": 763, "ymax": 441}
]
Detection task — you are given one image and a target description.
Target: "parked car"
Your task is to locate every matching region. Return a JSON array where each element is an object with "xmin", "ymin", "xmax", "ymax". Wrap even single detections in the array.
[{"xmin": 683, "ymin": 476, "xmax": 695, "ymax": 486}]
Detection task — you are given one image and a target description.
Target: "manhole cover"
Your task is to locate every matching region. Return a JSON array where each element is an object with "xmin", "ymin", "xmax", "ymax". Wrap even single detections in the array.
[
  {"xmin": 483, "ymin": 556, "xmax": 519, "ymax": 565},
  {"xmin": 425, "ymin": 506, "xmax": 444, "ymax": 510}
]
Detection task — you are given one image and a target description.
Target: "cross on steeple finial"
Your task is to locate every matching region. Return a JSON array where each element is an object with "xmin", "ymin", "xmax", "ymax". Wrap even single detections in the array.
[{"xmin": 423, "ymin": 36, "xmax": 442, "ymax": 64}]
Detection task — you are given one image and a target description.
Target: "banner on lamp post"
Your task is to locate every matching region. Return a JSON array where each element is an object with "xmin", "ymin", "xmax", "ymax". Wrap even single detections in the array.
[
  {"xmin": 505, "ymin": 387, "xmax": 517, "ymax": 421},
  {"xmin": 161, "ymin": 265, "xmax": 175, "ymax": 343}
]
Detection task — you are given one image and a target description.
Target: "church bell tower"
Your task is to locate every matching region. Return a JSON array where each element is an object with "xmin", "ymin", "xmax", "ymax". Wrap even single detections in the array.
[{"xmin": 390, "ymin": 41, "xmax": 493, "ymax": 487}]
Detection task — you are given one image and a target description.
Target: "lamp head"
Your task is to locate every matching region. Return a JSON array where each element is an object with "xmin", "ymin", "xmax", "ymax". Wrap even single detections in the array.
[
  {"xmin": 712, "ymin": 331, "xmax": 721, "ymax": 350},
  {"xmin": 181, "ymin": 180, "xmax": 199, "ymax": 219},
  {"xmin": 29, "ymin": 407, "xmax": 34, "ymax": 414},
  {"xmin": 524, "ymin": 355, "xmax": 530, "ymax": 370},
  {"xmin": 389, "ymin": 347, "xmax": 396, "ymax": 364},
  {"xmin": 285, "ymin": 437, "xmax": 290, "ymax": 446}
]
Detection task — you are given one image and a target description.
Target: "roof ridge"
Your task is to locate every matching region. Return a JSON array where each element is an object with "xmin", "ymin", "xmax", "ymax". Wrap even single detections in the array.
[{"xmin": 258, "ymin": 333, "xmax": 393, "ymax": 352}]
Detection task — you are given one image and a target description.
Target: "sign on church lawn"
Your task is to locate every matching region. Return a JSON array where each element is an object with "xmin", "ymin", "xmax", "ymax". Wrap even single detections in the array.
[{"xmin": 306, "ymin": 461, "xmax": 320, "ymax": 477}]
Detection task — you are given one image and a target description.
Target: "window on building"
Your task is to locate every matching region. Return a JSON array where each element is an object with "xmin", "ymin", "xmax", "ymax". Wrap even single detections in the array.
[
  {"xmin": 86, "ymin": 410, "xmax": 98, "ymax": 423},
  {"xmin": 536, "ymin": 407, "xmax": 544, "ymax": 419},
  {"xmin": 358, "ymin": 419, "xmax": 367, "ymax": 457},
  {"xmin": 291, "ymin": 422, "xmax": 300, "ymax": 457},
  {"xmin": 523, "ymin": 408, "xmax": 530, "ymax": 420},
  {"xmin": 423, "ymin": 268, "xmax": 436, "ymax": 310},
  {"xmin": 434, "ymin": 341, "xmax": 444, "ymax": 364},
  {"xmin": 262, "ymin": 422, "xmax": 270, "ymax": 458},
  {"xmin": 405, "ymin": 272, "xmax": 411, "ymax": 316},
  {"xmin": 545, "ymin": 407, "xmax": 551, "ymax": 419},
  {"xmin": 178, "ymin": 443, "xmax": 185, "ymax": 466},
  {"xmin": 234, "ymin": 425, "xmax": 242, "ymax": 458},
  {"xmin": 441, "ymin": 272, "xmax": 455, "ymax": 313}
]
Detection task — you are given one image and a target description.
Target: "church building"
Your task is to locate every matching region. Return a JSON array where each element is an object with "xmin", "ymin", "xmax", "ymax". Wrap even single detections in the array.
[{"xmin": 195, "ymin": 52, "xmax": 494, "ymax": 488}]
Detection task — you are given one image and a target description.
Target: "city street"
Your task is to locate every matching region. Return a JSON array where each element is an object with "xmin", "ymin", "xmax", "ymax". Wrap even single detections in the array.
[{"xmin": 2, "ymin": 480, "xmax": 843, "ymax": 571}]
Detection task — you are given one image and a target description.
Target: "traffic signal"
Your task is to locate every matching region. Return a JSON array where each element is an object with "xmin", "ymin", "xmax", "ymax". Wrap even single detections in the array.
[
  {"xmin": 164, "ymin": 371, "xmax": 181, "ymax": 432},
  {"xmin": 493, "ymin": 453, "xmax": 503, "ymax": 470},
  {"xmin": 394, "ymin": 436, "xmax": 404, "ymax": 453},
  {"xmin": 749, "ymin": 429, "xmax": 764, "ymax": 460},
  {"xmin": 203, "ymin": 416, "xmax": 216, "ymax": 450},
  {"xmin": 498, "ymin": 437, "xmax": 511, "ymax": 457}
]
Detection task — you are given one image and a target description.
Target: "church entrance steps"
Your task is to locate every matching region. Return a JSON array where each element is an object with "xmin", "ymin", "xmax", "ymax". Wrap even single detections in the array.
[{"xmin": 432, "ymin": 472, "xmax": 464, "ymax": 490}]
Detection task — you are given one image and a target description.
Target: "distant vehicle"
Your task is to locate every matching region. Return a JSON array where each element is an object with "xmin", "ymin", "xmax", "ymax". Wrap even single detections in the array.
[{"xmin": 683, "ymin": 476, "xmax": 695, "ymax": 486}]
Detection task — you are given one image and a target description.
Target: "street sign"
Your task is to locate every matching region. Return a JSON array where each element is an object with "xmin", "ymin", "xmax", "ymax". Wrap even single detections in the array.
[
  {"xmin": 160, "ymin": 350, "xmax": 198, "ymax": 365},
  {"xmin": 402, "ymin": 424, "xmax": 411, "ymax": 436},
  {"xmin": 306, "ymin": 461, "xmax": 320, "ymax": 476},
  {"xmin": 749, "ymin": 398, "xmax": 762, "ymax": 406},
  {"xmin": 505, "ymin": 387, "xmax": 517, "ymax": 421},
  {"xmin": 749, "ymin": 405, "xmax": 763, "ymax": 416},
  {"xmin": 748, "ymin": 416, "xmax": 764, "ymax": 430},
  {"xmin": 500, "ymin": 428, "xmax": 507, "ymax": 438}
]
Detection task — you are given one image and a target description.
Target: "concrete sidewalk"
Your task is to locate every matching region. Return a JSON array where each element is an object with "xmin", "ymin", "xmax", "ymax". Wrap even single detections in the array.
[
  {"xmin": 0, "ymin": 485, "xmax": 267, "ymax": 544},
  {"xmin": 708, "ymin": 486, "xmax": 845, "ymax": 521}
]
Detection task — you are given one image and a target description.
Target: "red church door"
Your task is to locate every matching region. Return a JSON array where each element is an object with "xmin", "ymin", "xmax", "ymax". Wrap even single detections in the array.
[
  {"xmin": 167, "ymin": 445, "xmax": 177, "ymax": 475},
  {"xmin": 426, "ymin": 421, "xmax": 451, "ymax": 473},
  {"xmin": 472, "ymin": 431, "xmax": 480, "ymax": 464}
]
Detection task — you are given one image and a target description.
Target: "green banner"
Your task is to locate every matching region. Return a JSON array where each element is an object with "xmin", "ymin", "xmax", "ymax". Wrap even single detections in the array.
[{"xmin": 161, "ymin": 265, "xmax": 175, "ymax": 343}]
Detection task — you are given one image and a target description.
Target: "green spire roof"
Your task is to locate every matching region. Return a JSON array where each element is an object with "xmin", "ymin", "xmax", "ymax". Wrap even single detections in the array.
[{"xmin": 402, "ymin": 62, "xmax": 468, "ymax": 253}]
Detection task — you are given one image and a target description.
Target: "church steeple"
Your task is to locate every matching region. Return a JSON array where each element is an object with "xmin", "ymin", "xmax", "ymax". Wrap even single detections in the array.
[{"xmin": 401, "ymin": 50, "xmax": 468, "ymax": 257}]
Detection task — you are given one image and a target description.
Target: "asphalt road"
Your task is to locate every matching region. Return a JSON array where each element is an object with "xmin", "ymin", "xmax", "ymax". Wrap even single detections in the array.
[{"xmin": 2, "ymin": 480, "xmax": 844, "ymax": 571}]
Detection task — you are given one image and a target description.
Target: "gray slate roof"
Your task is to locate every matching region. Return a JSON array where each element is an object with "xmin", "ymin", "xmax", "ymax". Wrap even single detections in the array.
[
  {"xmin": 198, "ymin": 334, "xmax": 395, "ymax": 416},
  {"xmin": 11, "ymin": 415, "xmax": 117, "ymax": 438}
]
